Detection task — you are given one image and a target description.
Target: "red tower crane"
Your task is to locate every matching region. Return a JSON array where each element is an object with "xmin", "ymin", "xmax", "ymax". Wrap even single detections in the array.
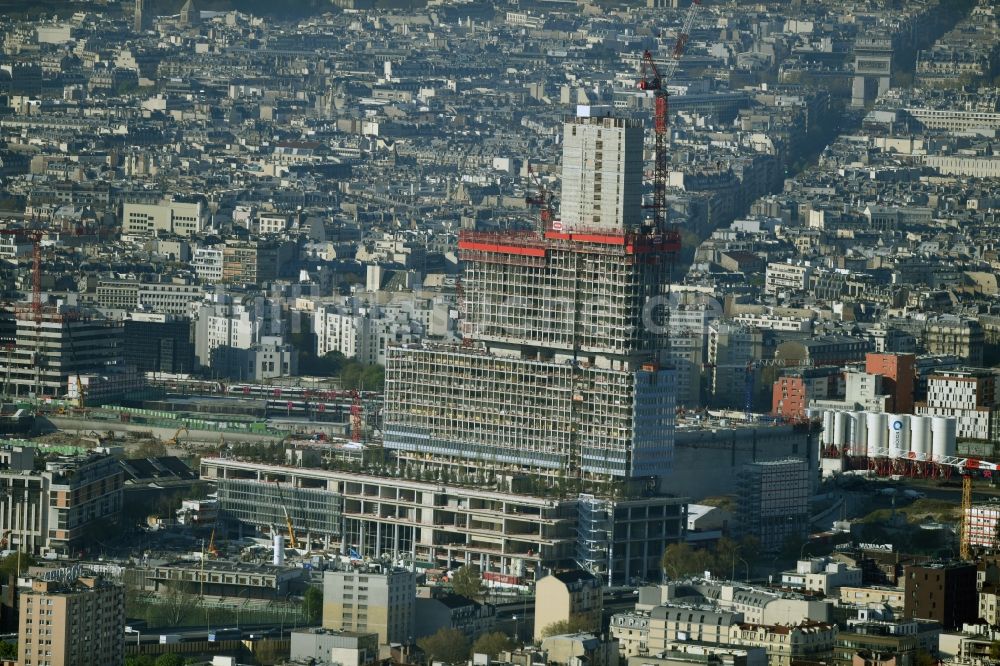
[
  {"xmin": 636, "ymin": 0, "xmax": 701, "ymax": 253},
  {"xmin": 350, "ymin": 389, "xmax": 363, "ymax": 442},
  {"xmin": 0, "ymin": 229, "xmax": 43, "ymax": 322},
  {"xmin": 525, "ymin": 164, "xmax": 554, "ymax": 234}
]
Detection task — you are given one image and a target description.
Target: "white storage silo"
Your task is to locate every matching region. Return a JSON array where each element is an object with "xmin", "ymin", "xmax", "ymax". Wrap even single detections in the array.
[
  {"xmin": 850, "ymin": 412, "xmax": 868, "ymax": 457},
  {"xmin": 822, "ymin": 411, "xmax": 835, "ymax": 446},
  {"xmin": 931, "ymin": 416, "xmax": 958, "ymax": 460},
  {"xmin": 910, "ymin": 415, "xmax": 931, "ymax": 460},
  {"xmin": 887, "ymin": 414, "xmax": 910, "ymax": 459},
  {"xmin": 944, "ymin": 419, "xmax": 958, "ymax": 457},
  {"xmin": 834, "ymin": 411, "xmax": 848, "ymax": 448},
  {"xmin": 866, "ymin": 412, "xmax": 887, "ymax": 456},
  {"xmin": 273, "ymin": 534, "xmax": 285, "ymax": 566}
]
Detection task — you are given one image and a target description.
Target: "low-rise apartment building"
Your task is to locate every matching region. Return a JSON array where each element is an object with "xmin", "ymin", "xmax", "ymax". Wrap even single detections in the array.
[
  {"xmin": 728, "ymin": 621, "xmax": 837, "ymax": 666},
  {"xmin": 0, "ymin": 448, "xmax": 123, "ymax": 557}
]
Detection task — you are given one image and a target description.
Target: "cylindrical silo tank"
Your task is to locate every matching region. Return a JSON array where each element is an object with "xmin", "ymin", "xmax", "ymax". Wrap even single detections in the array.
[
  {"xmin": 886, "ymin": 414, "xmax": 910, "ymax": 459},
  {"xmin": 931, "ymin": 416, "xmax": 958, "ymax": 460},
  {"xmin": 866, "ymin": 412, "xmax": 887, "ymax": 457},
  {"xmin": 850, "ymin": 412, "xmax": 868, "ymax": 457},
  {"xmin": 834, "ymin": 411, "xmax": 848, "ymax": 448},
  {"xmin": 273, "ymin": 534, "xmax": 285, "ymax": 566},
  {"xmin": 822, "ymin": 411, "xmax": 835, "ymax": 446},
  {"xmin": 910, "ymin": 415, "xmax": 931, "ymax": 460}
]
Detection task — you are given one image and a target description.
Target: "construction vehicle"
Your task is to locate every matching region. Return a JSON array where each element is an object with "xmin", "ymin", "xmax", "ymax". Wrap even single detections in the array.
[
  {"xmin": 282, "ymin": 506, "xmax": 299, "ymax": 550},
  {"xmin": 62, "ymin": 320, "xmax": 87, "ymax": 411},
  {"xmin": 207, "ymin": 529, "xmax": 220, "ymax": 558},
  {"xmin": 0, "ymin": 530, "xmax": 11, "ymax": 549},
  {"xmin": 274, "ymin": 480, "xmax": 300, "ymax": 549},
  {"xmin": 165, "ymin": 426, "xmax": 189, "ymax": 447},
  {"xmin": 74, "ymin": 375, "xmax": 86, "ymax": 411}
]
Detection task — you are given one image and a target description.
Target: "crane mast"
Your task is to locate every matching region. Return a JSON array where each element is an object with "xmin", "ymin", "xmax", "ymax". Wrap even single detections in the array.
[
  {"xmin": 525, "ymin": 164, "xmax": 554, "ymax": 234},
  {"xmin": 960, "ymin": 473, "xmax": 973, "ymax": 560},
  {"xmin": 636, "ymin": 0, "xmax": 700, "ymax": 247},
  {"xmin": 350, "ymin": 389, "xmax": 363, "ymax": 442}
]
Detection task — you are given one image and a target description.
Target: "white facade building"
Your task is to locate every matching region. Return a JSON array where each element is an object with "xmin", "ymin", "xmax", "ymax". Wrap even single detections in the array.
[
  {"xmin": 256, "ymin": 213, "xmax": 292, "ymax": 235},
  {"xmin": 0, "ymin": 235, "xmax": 33, "ymax": 260},
  {"xmin": 192, "ymin": 247, "xmax": 223, "ymax": 283},
  {"xmin": 315, "ymin": 307, "xmax": 379, "ymax": 363},
  {"xmin": 733, "ymin": 313, "xmax": 813, "ymax": 333},
  {"xmin": 137, "ymin": 282, "xmax": 204, "ymax": 315},
  {"xmin": 966, "ymin": 504, "xmax": 1000, "ymax": 552},
  {"xmin": 191, "ymin": 297, "xmax": 283, "ymax": 366},
  {"xmin": 314, "ymin": 293, "xmax": 453, "ymax": 366},
  {"xmin": 781, "ymin": 557, "xmax": 863, "ymax": 594},
  {"xmin": 915, "ymin": 371, "xmax": 995, "ymax": 441},
  {"xmin": 764, "ymin": 262, "xmax": 814, "ymax": 296}
]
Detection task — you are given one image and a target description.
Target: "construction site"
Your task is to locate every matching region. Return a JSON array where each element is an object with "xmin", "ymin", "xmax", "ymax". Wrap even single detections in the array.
[
  {"xmin": 2, "ymin": 309, "xmax": 122, "ymax": 398},
  {"xmin": 0, "ymin": 227, "xmax": 124, "ymax": 400},
  {"xmin": 458, "ymin": 227, "xmax": 674, "ymax": 363},
  {"xmin": 385, "ymin": 114, "xmax": 680, "ymax": 487}
]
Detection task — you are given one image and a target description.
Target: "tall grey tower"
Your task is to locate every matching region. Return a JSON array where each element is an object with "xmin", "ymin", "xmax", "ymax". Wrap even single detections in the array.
[
  {"xmin": 179, "ymin": 0, "xmax": 198, "ymax": 28},
  {"xmin": 559, "ymin": 106, "xmax": 644, "ymax": 234},
  {"xmin": 383, "ymin": 107, "xmax": 682, "ymax": 585},
  {"xmin": 385, "ymin": 106, "xmax": 677, "ymax": 484},
  {"xmin": 134, "ymin": 0, "xmax": 145, "ymax": 32}
]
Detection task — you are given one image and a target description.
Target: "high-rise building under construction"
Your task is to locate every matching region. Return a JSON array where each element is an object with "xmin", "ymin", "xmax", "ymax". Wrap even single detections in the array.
[
  {"xmin": 208, "ymin": 111, "xmax": 698, "ymax": 586},
  {"xmin": 385, "ymin": 106, "xmax": 677, "ymax": 485}
]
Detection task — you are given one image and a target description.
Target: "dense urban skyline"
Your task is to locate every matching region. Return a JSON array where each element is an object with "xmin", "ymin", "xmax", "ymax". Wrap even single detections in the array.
[{"xmin": 0, "ymin": 0, "xmax": 999, "ymax": 665}]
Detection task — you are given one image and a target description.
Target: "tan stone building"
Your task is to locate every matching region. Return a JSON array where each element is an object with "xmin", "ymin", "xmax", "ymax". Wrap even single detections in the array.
[
  {"xmin": 534, "ymin": 570, "xmax": 603, "ymax": 641},
  {"xmin": 980, "ymin": 584, "xmax": 1000, "ymax": 626},
  {"xmin": 728, "ymin": 621, "xmax": 837, "ymax": 666},
  {"xmin": 611, "ymin": 605, "xmax": 745, "ymax": 658},
  {"xmin": 323, "ymin": 567, "xmax": 416, "ymax": 645},
  {"xmin": 18, "ymin": 576, "xmax": 125, "ymax": 666},
  {"xmin": 837, "ymin": 586, "xmax": 904, "ymax": 612}
]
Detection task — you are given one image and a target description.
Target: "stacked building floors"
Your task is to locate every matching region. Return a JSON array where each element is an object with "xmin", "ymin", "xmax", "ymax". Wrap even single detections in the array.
[{"xmin": 202, "ymin": 457, "xmax": 685, "ymax": 586}]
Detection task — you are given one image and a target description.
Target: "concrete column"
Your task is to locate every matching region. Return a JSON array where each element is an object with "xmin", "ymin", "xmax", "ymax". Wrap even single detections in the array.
[{"xmin": 23, "ymin": 492, "xmax": 31, "ymax": 554}]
